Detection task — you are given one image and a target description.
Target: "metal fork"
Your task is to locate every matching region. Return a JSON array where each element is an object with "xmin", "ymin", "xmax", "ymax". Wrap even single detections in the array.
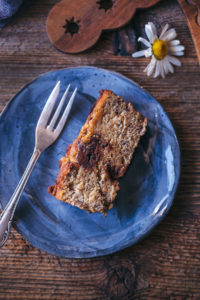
[{"xmin": 0, "ymin": 81, "xmax": 77, "ymax": 247}]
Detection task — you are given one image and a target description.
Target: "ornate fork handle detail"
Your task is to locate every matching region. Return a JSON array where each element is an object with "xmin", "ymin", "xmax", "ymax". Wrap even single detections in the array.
[{"xmin": 0, "ymin": 148, "xmax": 41, "ymax": 247}]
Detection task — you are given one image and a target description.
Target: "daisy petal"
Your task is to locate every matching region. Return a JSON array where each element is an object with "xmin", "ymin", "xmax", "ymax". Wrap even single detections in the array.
[
  {"xmin": 169, "ymin": 45, "xmax": 185, "ymax": 53},
  {"xmin": 144, "ymin": 48, "xmax": 152, "ymax": 57},
  {"xmin": 159, "ymin": 24, "xmax": 170, "ymax": 39},
  {"xmin": 138, "ymin": 37, "xmax": 151, "ymax": 47},
  {"xmin": 154, "ymin": 61, "xmax": 161, "ymax": 78},
  {"xmin": 173, "ymin": 51, "xmax": 184, "ymax": 56},
  {"xmin": 148, "ymin": 22, "xmax": 157, "ymax": 37},
  {"xmin": 144, "ymin": 56, "xmax": 156, "ymax": 77},
  {"xmin": 167, "ymin": 55, "xmax": 182, "ymax": 66},
  {"xmin": 160, "ymin": 60, "xmax": 165, "ymax": 78},
  {"xmin": 145, "ymin": 23, "xmax": 157, "ymax": 43},
  {"xmin": 165, "ymin": 59, "xmax": 174, "ymax": 73},
  {"xmin": 132, "ymin": 50, "xmax": 146, "ymax": 58},
  {"xmin": 148, "ymin": 63, "xmax": 156, "ymax": 77},
  {"xmin": 162, "ymin": 57, "xmax": 169, "ymax": 75},
  {"xmin": 168, "ymin": 40, "xmax": 180, "ymax": 46},
  {"xmin": 145, "ymin": 24, "xmax": 154, "ymax": 43},
  {"xmin": 162, "ymin": 29, "xmax": 177, "ymax": 42}
]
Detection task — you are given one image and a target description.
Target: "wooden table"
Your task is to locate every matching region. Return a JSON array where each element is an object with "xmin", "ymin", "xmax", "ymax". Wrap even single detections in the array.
[{"xmin": 0, "ymin": 0, "xmax": 200, "ymax": 299}]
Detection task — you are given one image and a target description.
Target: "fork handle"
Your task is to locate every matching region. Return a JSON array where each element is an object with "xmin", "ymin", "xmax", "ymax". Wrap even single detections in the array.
[{"xmin": 0, "ymin": 148, "xmax": 41, "ymax": 247}]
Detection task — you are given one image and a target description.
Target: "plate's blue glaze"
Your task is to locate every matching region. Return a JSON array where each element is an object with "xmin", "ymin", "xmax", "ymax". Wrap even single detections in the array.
[{"xmin": 0, "ymin": 67, "xmax": 180, "ymax": 258}]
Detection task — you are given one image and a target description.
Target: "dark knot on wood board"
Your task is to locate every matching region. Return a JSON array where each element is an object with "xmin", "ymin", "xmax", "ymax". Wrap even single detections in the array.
[{"xmin": 103, "ymin": 266, "xmax": 136, "ymax": 298}]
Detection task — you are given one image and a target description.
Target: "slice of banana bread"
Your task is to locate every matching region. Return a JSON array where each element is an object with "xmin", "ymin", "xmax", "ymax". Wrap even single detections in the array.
[{"xmin": 48, "ymin": 90, "xmax": 147, "ymax": 215}]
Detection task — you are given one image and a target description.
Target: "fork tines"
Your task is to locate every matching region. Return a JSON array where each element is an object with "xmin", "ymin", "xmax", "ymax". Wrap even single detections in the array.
[{"xmin": 37, "ymin": 82, "xmax": 77, "ymax": 136}]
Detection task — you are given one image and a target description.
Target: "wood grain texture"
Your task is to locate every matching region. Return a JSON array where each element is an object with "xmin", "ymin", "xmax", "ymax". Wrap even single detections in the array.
[
  {"xmin": 46, "ymin": 0, "xmax": 160, "ymax": 53},
  {"xmin": 0, "ymin": 0, "xmax": 200, "ymax": 299}
]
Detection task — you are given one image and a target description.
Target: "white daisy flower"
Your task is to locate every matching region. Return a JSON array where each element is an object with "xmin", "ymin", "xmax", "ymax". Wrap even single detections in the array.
[{"xmin": 132, "ymin": 22, "xmax": 185, "ymax": 78}]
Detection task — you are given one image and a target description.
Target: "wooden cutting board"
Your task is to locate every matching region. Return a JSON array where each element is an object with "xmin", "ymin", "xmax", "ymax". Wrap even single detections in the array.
[
  {"xmin": 46, "ymin": 0, "xmax": 160, "ymax": 54},
  {"xmin": 46, "ymin": 0, "xmax": 200, "ymax": 63},
  {"xmin": 177, "ymin": 0, "xmax": 200, "ymax": 63}
]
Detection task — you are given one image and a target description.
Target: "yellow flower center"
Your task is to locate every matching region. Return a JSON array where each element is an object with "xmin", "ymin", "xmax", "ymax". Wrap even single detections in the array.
[{"xmin": 152, "ymin": 39, "xmax": 168, "ymax": 60}]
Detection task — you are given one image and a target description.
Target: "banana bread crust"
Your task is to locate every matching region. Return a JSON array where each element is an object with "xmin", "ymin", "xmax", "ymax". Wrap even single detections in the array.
[{"xmin": 48, "ymin": 90, "xmax": 147, "ymax": 214}]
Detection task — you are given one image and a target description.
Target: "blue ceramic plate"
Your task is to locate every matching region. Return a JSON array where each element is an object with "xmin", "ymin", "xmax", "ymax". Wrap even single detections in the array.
[{"xmin": 0, "ymin": 67, "xmax": 180, "ymax": 258}]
